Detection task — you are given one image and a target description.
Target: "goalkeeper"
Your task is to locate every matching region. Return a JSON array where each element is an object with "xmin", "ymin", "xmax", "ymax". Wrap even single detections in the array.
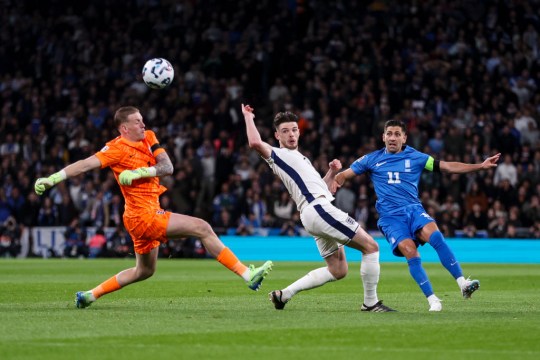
[{"xmin": 35, "ymin": 106, "xmax": 273, "ymax": 309}]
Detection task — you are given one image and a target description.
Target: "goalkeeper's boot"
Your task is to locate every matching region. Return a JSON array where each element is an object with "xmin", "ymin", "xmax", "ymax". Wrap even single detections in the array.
[
  {"xmin": 247, "ymin": 261, "xmax": 273, "ymax": 291},
  {"xmin": 269, "ymin": 290, "xmax": 288, "ymax": 310},
  {"xmin": 461, "ymin": 278, "xmax": 480, "ymax": 299},
  {"xmin": 75, "ymin": 291, "xmax": 94, "ymax": 309},
  {"xmin": 361, "ymin": 300, "xmax": 397, "ymax": 312}
]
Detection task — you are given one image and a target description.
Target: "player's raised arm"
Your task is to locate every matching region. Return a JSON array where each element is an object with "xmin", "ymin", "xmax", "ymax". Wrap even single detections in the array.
[
  {"xmin": 323, "ymin": 159, "xmax": 342, "ymax": 194},
  {"xmin": 34, "ymin": 155, "xmax": 102, "ymax": 195},
  {"xmin": 440, "ymin": 153, "xmax": 501, "ymax": 174},
  {"xmin": 241, "ymin": 104, "xmax": 272, "ymax": 159},
  {"xmin": 332, "ymin": 168, "xmax": 356, "ymax": 193}
]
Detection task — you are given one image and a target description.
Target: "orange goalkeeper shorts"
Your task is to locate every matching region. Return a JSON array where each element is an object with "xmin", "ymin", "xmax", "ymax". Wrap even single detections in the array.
[{"xmin": 123, "ymin": 209, "xmax": 171, "ymax": 254}]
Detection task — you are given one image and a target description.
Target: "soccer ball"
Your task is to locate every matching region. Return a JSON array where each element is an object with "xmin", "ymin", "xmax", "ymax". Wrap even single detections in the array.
[{"xmin": 142, "ymin": 58, "xmax": 174, "ymax": 89}]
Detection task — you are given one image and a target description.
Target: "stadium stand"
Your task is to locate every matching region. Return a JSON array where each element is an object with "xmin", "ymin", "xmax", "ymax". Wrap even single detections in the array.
[{"xmin": 0, "ymin": 0, "xmax": 539, "ymax": 258}]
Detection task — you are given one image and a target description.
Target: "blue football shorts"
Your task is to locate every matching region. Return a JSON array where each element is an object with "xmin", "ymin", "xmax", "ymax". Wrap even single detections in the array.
[{"xmin": 377, "ymin": 203, "xmax": 435, "ymax": 257}]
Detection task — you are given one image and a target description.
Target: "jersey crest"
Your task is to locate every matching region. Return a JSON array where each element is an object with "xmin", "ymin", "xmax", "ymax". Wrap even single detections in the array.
[{"xmin": 405, "ymin": 159, "xmax": 411, "ymax": 172}]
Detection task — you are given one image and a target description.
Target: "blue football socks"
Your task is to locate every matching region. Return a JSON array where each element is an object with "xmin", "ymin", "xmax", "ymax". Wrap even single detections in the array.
[
  {"xmin": 407, "ymin": 257, "xmax": 433, "ymax": 297},
  {"xmin": 429, "ymin": 230, "xmax": 463, "ymax": 279}
]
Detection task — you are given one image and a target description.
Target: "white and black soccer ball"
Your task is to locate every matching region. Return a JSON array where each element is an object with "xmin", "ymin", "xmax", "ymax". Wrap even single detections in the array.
[{"xmin": 142, "ymin": 58, "xmax": 174, "ymax": 89}]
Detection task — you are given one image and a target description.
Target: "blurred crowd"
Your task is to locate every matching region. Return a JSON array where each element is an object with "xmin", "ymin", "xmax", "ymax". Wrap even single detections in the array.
[{"xmin": 1, "ymin": 0, "xmax": 540, "ymax": 258}]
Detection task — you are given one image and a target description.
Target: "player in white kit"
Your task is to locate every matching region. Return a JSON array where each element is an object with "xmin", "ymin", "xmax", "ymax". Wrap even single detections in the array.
[{"xmin": 241, "ymin": 104, "xmax": 395, "ymax": 312}]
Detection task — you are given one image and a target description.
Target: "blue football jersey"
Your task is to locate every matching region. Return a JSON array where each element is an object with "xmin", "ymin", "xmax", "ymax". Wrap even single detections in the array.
[{"xmin": 350, "ymin": 146, "xmax": 432, "ymax": 215}]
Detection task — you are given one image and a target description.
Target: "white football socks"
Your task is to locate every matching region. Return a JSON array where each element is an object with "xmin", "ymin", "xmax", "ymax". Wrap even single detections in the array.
[
  {"xmin": 456, "ymin": 276, "xmax": 466, "ymax": 289},
  {"xmin": 281, "ymin": 267, "xmax": 336, "ymax": 302},
  {"xmin": 361, "ymin": 251, "xmax": 380, "ymax": 307}
]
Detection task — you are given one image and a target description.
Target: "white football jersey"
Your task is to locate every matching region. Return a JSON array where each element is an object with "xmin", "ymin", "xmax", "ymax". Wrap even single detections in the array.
[{"xmin": 264, "ymin": 147, "xmax": 334, "ymax": 212}]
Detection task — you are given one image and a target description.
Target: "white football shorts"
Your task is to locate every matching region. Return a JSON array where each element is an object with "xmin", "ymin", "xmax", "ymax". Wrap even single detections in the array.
[{"xmin": 300, "ymin": 197, "xmax": 360, "ymax": 258}]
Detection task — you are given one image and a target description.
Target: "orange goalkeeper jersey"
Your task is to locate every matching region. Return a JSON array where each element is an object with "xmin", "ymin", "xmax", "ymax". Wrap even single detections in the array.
[{"xmin": 95, "ymin": 130, "xmax": 167, "ymax": 217}]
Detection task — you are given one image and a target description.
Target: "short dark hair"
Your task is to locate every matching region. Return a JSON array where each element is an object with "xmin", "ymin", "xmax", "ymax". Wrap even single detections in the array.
[
  {"xmin": 384, "ymin": 119, "xmax": 407, "ymax": 134},
  {"xmin": 114, "ymin": 106, "xmax": 140, "ymax": 128},
  {"xmin": 273, "ymin": 111, "xmax": 298, "ymax": 131}
]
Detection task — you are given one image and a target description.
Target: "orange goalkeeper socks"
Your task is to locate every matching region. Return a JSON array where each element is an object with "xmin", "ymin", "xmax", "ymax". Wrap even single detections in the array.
[
  {"xmin": 91, "ymin": 275, "xmax": 122, "ymax": 299},
  {"xmin": 216, "ymin": 247, "xmax": 248, "ymax": 278}
]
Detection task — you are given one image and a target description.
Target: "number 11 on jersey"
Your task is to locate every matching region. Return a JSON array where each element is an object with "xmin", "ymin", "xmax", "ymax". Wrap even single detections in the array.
[{"xmin": 387, "ymin": 172, "xmax": 401, "ymax": 184}]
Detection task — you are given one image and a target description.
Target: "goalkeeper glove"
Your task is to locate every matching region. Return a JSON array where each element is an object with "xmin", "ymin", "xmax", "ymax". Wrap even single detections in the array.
[
  {"xmin": 34, "ymin": 170, "xmax": 67, "ymax": 195},
  {"xmin": 118, "ymin": 167, "xmax": 156, "ymax": 185}
]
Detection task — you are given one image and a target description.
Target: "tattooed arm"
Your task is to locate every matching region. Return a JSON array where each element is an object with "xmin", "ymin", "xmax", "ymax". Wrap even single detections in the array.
[
  {"xmin": 154, "ymin": 151, "xmax": 174, "ymax": 176},
  {"xmin": 118, "ymin": 151, "xmax": 174, "ymax": 185}
]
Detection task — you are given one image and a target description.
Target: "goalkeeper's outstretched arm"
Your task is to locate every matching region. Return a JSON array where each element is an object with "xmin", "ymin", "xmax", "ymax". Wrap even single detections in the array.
[{"xmin": 34, "ymin": 155, "xmax": 102, "ymax": 195}]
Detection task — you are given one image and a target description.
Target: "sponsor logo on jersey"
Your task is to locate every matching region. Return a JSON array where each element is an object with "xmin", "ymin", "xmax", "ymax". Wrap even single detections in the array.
[
  {"xmin": 100, "ymin": 146, "xmax": 109, "ymax": 152},
  {"xmin": 375, "ymin": 161, "xmax": 387, "ymax": 167},
  {"xmin": 420, "ymin": 212, "xmax": 433, "ymax": 220}
]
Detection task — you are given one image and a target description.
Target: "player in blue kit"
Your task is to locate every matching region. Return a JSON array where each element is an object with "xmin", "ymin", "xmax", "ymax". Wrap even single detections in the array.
[
  {"xmin": 242, "ymin": 104, "xmax": 395, "ymax": 312},
  {"xmin": 334, "ymin": 119, "xmax": 500, "ymax": 311}
]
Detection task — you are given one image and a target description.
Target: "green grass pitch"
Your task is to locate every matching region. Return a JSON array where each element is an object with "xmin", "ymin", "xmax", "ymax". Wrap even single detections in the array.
[{"xmin": 1, "ymin": 259, "xmax": 539, "ymax": 360}]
